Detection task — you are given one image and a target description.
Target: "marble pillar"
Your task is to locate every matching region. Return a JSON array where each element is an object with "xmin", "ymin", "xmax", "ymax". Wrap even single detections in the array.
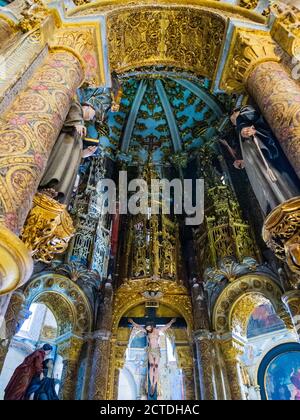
[
  {"xmin": 247, "ymin": 61, "xmax": 300, "ymax": 179},
  {"xmin": 0, "ymin": 48, "xmax": 83, "ymax": 296}
]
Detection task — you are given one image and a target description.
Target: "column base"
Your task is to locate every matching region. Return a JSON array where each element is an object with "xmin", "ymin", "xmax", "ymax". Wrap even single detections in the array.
[{"xmin": 0, "ymin": 225, "xmax": 33, "ymax": 295}]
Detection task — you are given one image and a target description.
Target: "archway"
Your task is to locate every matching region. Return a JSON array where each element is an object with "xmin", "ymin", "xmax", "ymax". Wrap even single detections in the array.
[
  {"xmin": 0, "ymin": 273, "xmax": 93, "ymax": 400},
  {"xmin": 107, "ymin": 278, "xmax": 194, "ymax": 400},
  {"xmin": 212, "ymin": 273, "xmax": 297, "ymax": 400}
]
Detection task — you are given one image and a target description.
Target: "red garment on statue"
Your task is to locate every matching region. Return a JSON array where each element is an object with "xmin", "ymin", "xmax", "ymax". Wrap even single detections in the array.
[{"xmin": 4, "ymin": 350, "xmax": 45, "ymax": 400}]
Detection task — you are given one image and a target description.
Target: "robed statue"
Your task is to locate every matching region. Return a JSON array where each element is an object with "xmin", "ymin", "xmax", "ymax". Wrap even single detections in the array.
[
  {"xmin": 221, "ymin": 105, "xmax": 300, "ymax": 215},
  {"xmin": 129, "ymin": 318, "xmax": 176, "ymax": 398},
  {"xmin": 40, "ymin": 101, "xmax": 98, "ymax": 204},
  {"xmin": 4, "ymin": 344, "xmax": 53, "ymax": 400},
  {"xmin": 26, "ymin": 358, "xmax": 59, "ymax": 400}
]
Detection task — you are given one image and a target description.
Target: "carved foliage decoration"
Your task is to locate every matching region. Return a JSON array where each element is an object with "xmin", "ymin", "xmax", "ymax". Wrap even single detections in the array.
[
  {"xmin": 263, "ymin": 197, "xmax": 300, "ymax": 276},
  {"xmin": 107, "ymin": 8, "xmax": 226, "ymax": 77},
  {"xmin": 220, "ymin": 29, "xmax": 279, "ymax": 93},
  {"xmin": 21, "ymin": 193, "xmax": 75, "ymax": 263}
]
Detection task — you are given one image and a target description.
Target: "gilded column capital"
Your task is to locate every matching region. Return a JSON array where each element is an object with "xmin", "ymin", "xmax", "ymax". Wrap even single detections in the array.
[
  {"xmin": 21, "ymin": 193, "xmax": 75, "ymax": 264},
  {"xmin": 263, "ymin": 197, "xmax": 300, "ymax": 278},
  {"xmin": 271, "ymin": 3, "xmax": 300, "ymax": 57},
  {"xmin": 220, "ymin": 28, "xmax": 280, "ymax": 93},
  {"xmin": 57, "ymin": 335, "xmax": 84, "ymax": 361},
  {"xmin": 194, "ymin": 329, "xmax": 216, "ymax": 342},
  {"xmin": 219, "ymin": 336, "xmax": 245, "ymax": 361}
]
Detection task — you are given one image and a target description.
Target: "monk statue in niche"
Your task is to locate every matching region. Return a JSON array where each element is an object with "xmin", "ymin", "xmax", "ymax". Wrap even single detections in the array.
[
  {"xmin": 39, "ymin": 101, "xmax": 98, "ymax": 205},
  {"xmin": 4, "ymin": 343, "xmax": 53, "ymax": 400},
  {"xmin": 129, "ymin": 317, "xmax": 176, "ymax": 398},
  {"xmin": 220, "ymin": 105, "xmax": 300, "ymax": 216}
]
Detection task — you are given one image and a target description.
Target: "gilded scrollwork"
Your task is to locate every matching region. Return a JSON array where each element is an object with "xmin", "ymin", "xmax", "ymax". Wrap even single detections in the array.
[
  {"xmin": 107, "ymin": 8, "xmax": 226, "ymax": 78},
  {"xmin": 220, "ymin": 29, "xmax": 279, "ymax": 93},
  {"xmin": 212, "ymin": 273, "xmax": 289, "ymax": 335},
  {"xmin": 271, "ymin": 1, "xmax": 300, "ymax": 57},
  {"xmin": 112, "ymin": 279, "xmax": 193, "ymax": 333},
  {"xmin": 263, "ymin": 197, "xmax": 300, "ymax": 277},
  {"xmin": 23, "ymin": 273, "xmax": 93, "ymax": 334},
  {"xmin": 21, "ymin": 193, "xmax": 75, "ymax": 263}
]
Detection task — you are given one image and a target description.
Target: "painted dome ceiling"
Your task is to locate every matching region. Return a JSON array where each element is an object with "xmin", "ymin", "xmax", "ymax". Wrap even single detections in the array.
[{"xmin": 83, "ymin": 73, "xmax": 232, "ymax": 165}]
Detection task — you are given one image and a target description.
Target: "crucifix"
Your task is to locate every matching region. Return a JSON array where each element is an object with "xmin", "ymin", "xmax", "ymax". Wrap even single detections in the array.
[{"xmin": 120, "ymin": 303, "xmax": 185, "ymax": 400}]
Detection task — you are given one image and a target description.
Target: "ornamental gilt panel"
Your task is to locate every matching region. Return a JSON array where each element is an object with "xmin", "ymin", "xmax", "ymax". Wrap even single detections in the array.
[{"xmin": 107, "ymin": 8, "xmax": 226, "ymax": 77}]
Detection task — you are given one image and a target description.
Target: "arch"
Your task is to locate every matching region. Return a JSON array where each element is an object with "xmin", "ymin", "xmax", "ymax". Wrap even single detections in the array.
[
  {"xmin": 257, "ymin": 342, "xmax": 300, "ymax": 400},
  {"xmin": 212, "ymin": 273, "xmax": 291, "ymax": 336},
  {"xmin": 23, "ymin": 273, "xmax": 93, "ymax": 335},
  {"xmin": 112, "ymin": 279, "xmax": 193, "ymax": 335}
]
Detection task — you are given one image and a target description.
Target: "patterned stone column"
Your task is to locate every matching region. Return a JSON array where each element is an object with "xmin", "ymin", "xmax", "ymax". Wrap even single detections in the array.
[
  {"xmin": 220, "ymin": 338, "xmax": 245, "ymax": 401},
  {"xmin": 282, "ymin": 290, "xmax": 300, "ymax": 339},
  {"xmin": 194, "ymin": 330, "xmax": 217, "ymax": 400},
  {"xmin": 0, "ymin": 290, "xmax": 28, "ymax": 371},
  {"xmin": 58, "ymin": 336, "xmax": 84, "ymax": 400},
  {"xmin": 0, "ymin": 48, "xmax": 83, "ymax": 295},
  {"xmin": 247, "ymin": 61, "xmax": 300, "ymax": 179},
  {"xmin": 88, "ymin": 331, "xmax": 112, "ymax": 400},
  {"xmin": 177, "ymin": 345, "xmax": 195, "ymax": 400}
]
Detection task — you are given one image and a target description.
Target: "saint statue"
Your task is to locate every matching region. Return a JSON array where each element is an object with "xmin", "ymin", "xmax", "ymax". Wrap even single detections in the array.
[
  {"xmin": 128, "ymin": 317, "xmax": 176, "ymax": 397},
  {"xmin": 4, "ymin": 343, "xmax": 52, "ymax": 400},
  {"xmin": 26, "ymin": 359, "xmax": 59, "ymax": 400},
  {"xmin": 39, "ymin": 101, "xmax": 98, "ymax": 204},
  {"xmin": 221, "ymin": 105, "xmax": 300, "ymax": 215}
]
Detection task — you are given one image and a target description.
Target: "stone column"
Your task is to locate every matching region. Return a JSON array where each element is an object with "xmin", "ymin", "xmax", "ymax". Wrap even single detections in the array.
[
  {"xmin": 88, "ymin": 330, "xmax": 112, "ymax": 400},
  {"xmin": 0, "ymin": 290, "xmax": 27, "ymax": 371},
  {"xmin": 247, "ymin": 61, "xmax": 300, "ymax": 179},
  {"xmin": 194, "ymin": 331, "xmax": 217, "ymax": 400},
  {"xmin": 58, "ymin": 336, "xmax": 84, "ymax": 400},
  {"xmin": 220, "ymin": 338, "xmax": 245, "ymax": 401},
  {"xmin": 282, "ymin": 290, "xmax": 300, "ymax": 339},
  {"xmin": 0, "ymin": 48, "xmax": 84, "ymax": 296}
]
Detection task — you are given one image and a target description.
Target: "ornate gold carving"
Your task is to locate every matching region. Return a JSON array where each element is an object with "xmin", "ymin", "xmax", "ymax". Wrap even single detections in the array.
[
  {"xmin": 68, "ymin": 1, "xmax": 266, "ymax": 24},
  {"xmin": 282, "ymin": 290, "xmax": 300, "ymax": 335},
  {"xmin": 0, "ymin": 225, "xmax": 33, "ymax": 295},
  {"xmin": 212, "ymin": 273, "xmax": 287, "ymax": 334},
  {"xmin": 107, "ymin": 7, "xmax": 226, "ymax": 78},
  {"xmin": 231, "ymin": 293, "xmax": 268, "ymax": 338},
  {"xmin": 17, "ymin": 0, "xmax": 49, "ymax": 33},
  {"xmin": 271, "ymin": 2, "xmax": 300, "ymax": 57},
  {"xmin": 239, "ymin": 0, "xmax": 259, "ymax": 9},
  {"xmin": 23, "ymin": 273, "xmax": 93, "ymax": 334},
  {"xmin": 21, "ymin": 193, "xmax": 75, "ymax": 263},
  {"xmin": 51, "ymin": 26, "xmax": 104, "ymax": 86},
  {"xmin": 263, "ymin": 197, "xmax": 300, "ymax": 276},
  {"xmin": 195, "ymin": 185, "xmax": 258, "ymax": 274},
  {"xmin": 112, "ymin": 278, "xmax": 193, "ymax": 333},
  {"xmin": 220, "ymin": 29, "xmax": 280, "ymax": 93}
]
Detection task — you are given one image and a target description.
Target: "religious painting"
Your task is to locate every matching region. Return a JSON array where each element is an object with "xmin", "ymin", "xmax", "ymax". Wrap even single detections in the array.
[
  {"xmin": 258, "ymin": 343, "xmax": 300, "ymax": 400},
  {"xmin": 247, "ymin": 303, "xmax": 285, "ymax": 339}
]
